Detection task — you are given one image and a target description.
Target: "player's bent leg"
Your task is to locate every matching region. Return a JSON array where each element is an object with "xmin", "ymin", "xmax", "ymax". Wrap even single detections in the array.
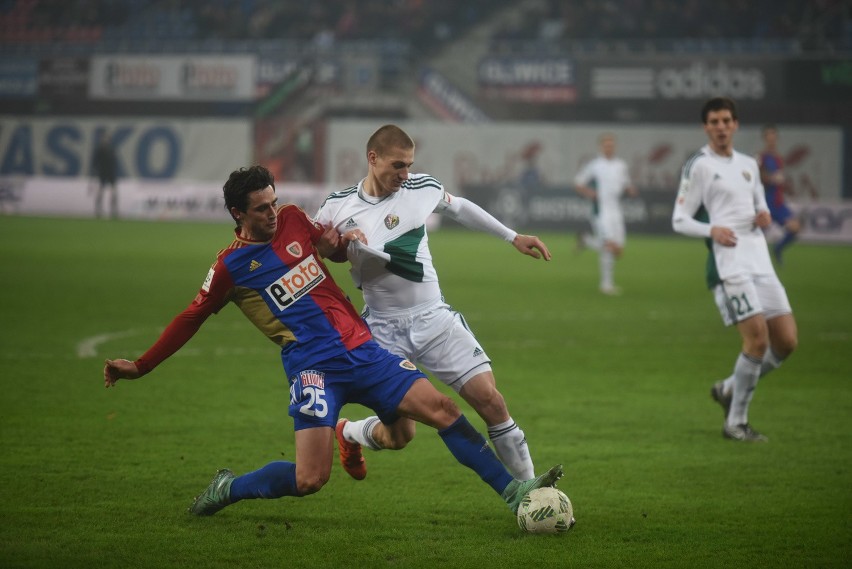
[
  {"xmin": 371, "ymin": 417, "xmax": 417, "ymax": 449},
  {"xmin": 737, "ymin": 314, "xmax": 770, "ymax": 360},
  {"xmin": 396, "ymin": 377, "xmax": 461, "ymax": 429},
  {"xmin": 460, "ymin": 371, "xmax": 535, "ymax": 480},
  {"xmin": 459, "ymin": 372, "xmax": 509, "ymax": 425},
  {"xmin": 396, "ymin": 379, "xmax": 523, "ymax": 502},
  {"xmin": 767, "ymin": 313, "xmax": 798, "ymax": 358},
  {"xmin": 294, "ymin": 426, "xmax": 335, "ymax": 495},
  {"xmin": 604, "ymin": 240, "xmax": 623, "ymax": 258}
]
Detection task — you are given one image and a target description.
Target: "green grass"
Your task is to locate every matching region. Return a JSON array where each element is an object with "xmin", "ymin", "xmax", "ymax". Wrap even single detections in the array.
[{"xmin": 1, "ymin": 216, "xmax": 850, "ymax": 569}]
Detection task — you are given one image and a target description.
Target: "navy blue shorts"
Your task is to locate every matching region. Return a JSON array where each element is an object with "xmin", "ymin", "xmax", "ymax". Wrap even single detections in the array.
[
  {"xmin": 285, "ymin": 340, "xmax": 425, "ymax": 430},
  {"xmin": 769, "ymin": 202, "xmax": 794, "ymax": 225}
]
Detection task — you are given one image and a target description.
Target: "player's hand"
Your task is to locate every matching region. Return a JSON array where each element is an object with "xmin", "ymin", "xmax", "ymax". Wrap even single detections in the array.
[
  {"xmin": 341, "ymin": 229, "xmax": 367, "ymax": 245},
  {"xmin": 710, "ymin": 226, "xmax": 737, "ymax": 247},
  {"xmin": 754, "ymin": 210, "xmax": 771, "ymax": 229},
  {"xmin": 316, "ymin": 224, "xmax": 344, "ymax": 258},
  {"xmin": 513, "ymin": 234, "xmax": 552, "ymax": 261},
  {"xmin": 104, "ymin": 359, "xmax": 141, "ymax": 388}
]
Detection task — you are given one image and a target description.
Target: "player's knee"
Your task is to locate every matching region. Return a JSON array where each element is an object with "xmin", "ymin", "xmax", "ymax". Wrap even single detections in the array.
[
  {"xmin": 296, "ymin": 467, "xmax": 331, "ymax": 496},
  {"xmin": 476, "ymin": 390, "xmax": 508, "ymax": 424},
  {"xmin": 385, "ymin": 431, "xmax": 414, "ymax": 450},
  {"xmin": 777, "ymin": 333, "xmax": 798, "ymax": 357},
  {"xmin": 742, "ymin": 329, "xmax": 769, "ymax": 358},
  {"xmin": 439, "ymin": 395, "xmax": 462, "ymax": 421},
  {"xmin": 382, "ymin": 422, "xmax": 416, "ymax": 450},
  {"xmin": 296, "ymin": 471, "xmax": 330, "ymax": 496},
  {"xmin": 747, "ymin": 337, "xmax": 769, "ymax": 358}
]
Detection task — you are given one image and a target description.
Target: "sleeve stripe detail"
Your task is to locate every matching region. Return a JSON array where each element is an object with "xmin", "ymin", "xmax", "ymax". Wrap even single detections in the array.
[
  {"xmin": 403, "ymin": 176, "xmax": 441, "ymax": 191},
  {"xmin": 320, "ymin": 186, "xmax": 358, "ymax": 207},
  {"xmin": 681, "ymin": 149, "xmax": 706, "ymax": 178}
]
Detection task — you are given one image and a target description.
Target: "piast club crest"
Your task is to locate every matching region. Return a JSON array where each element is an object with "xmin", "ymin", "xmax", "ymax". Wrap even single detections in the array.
[
  {"xmin": 286, "ymin": 241, "xmax": 302, "ymax": 257},
  {"xmin": 384, "ymin": 214, "xmax": 400, "ymax": 230}
]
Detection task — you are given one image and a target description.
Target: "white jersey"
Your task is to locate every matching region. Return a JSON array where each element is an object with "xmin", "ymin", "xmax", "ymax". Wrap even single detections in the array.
[
  {"xmin": 573, "ymin": 155, "xmax": 632, "ymax": 217},
  {"xmin": 315, "ymin": 173, "xmax": 451, "ymax": 314},
  {"xmin": 672, "ymin": 144, "xmax": 775, "ymax": 285}
]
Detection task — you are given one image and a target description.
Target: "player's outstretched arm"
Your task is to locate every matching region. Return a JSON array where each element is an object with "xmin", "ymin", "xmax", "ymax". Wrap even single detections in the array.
[
  {"xmin": 104, "ymin": 358, "xmax": 141, "ymax": 388},
  {"xmin": 512, "ymin": 234, "xmax": 552, "ymax": 261}
]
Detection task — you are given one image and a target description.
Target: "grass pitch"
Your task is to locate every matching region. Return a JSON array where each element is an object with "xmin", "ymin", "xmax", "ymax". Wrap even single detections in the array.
[{"xmin": 0, "ymin": 216, "xmax": 850, "ymax": 569}]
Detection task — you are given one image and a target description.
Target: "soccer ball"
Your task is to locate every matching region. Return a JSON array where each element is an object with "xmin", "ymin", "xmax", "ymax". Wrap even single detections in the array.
[{"xmin": 517, "ymin": 487, "xmax": 575, "ymax": 534}]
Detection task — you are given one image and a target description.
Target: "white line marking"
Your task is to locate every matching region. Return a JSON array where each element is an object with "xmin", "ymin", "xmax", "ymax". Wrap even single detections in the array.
[{"xmin": 76, "ymin": 329, "xmax": 140, "ymax": 358}]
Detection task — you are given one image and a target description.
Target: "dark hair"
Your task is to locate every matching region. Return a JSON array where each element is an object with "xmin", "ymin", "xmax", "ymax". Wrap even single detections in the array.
[
  {"xmin": 701, "ymin": 97, "xmax": 738, "ymax": 123},
  {"xmin": 223, "ymin": 165, "xmax": 275, "ymax": 224}
]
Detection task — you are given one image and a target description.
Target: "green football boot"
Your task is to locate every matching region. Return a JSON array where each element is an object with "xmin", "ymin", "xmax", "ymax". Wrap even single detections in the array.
[
  {"xmin": 188, "ymin": 468, "xmax": 235, "ymax": 516},
  {"xmin": 502, "ymin": 464, "xmax": 564, "ymax": 514}
]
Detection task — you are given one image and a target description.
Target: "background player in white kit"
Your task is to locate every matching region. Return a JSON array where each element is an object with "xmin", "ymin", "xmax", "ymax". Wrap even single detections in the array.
[
  {"xmin": 672, "ymin": 97, "xmax": 799, "ymax": 442},
  {"xmin": 573, "ymin": 133, "xmax": 638, "ymax": 295},
  {"xmin": 316, "ymin": 124, "xmax": 551, "ymax": 481}
]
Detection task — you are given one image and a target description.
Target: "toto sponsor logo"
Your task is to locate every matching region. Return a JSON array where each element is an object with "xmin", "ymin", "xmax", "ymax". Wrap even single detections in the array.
[{"xmin": 265, "ymin": 254, "xmax": 326, "ymax": 311}]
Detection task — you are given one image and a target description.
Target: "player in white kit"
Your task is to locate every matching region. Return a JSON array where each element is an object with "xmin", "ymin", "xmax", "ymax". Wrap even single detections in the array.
[
  {"xmin": 573, "ymin": 133, "xmax": 638, "ymax": 295},
  {"xmin": 672, "ymin": 97, "xmax": 798, "ymax": 442},
  {"xmin": 316, "ymin": 124, "xmax": 551, "ymax": 480}
]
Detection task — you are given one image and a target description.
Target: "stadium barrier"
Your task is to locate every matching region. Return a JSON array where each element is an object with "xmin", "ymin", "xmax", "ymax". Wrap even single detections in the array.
[
  {"xmin": 0, "ymin": 177, "xmax": 330, "ymax": 222},
  {"xmin": 458, "ymin": 182, "xmax": 852, "ymax": 245},
  {"xmin": 2, "ymin": 176, "xmax": 848, "ymax": 244}
]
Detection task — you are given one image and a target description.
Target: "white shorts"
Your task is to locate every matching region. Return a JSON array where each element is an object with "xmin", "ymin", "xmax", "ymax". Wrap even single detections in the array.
[
  {"xmin": 364, "ymin": 299, "xmax": 492, "ymax": 392},
  {"xmin": 594, "ymin": 211, "xmax": 626, "ymax": 246},
  {"xmin": 712, "ymin": 274, "xmax": 793, "ymax": 326}
]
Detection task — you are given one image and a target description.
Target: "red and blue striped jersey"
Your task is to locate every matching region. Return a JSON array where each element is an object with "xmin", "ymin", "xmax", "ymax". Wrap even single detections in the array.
[
  {"xmin": 758, "ymin": 151, "xmax": 785, "ymax": 208},
  {"xmin": 134, "ymin": 204, "xmax": 371, "ymax": 375}
]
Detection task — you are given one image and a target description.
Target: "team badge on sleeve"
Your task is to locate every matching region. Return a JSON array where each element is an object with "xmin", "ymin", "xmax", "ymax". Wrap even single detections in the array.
[
  {"xmin": 385, "ymin": 214, "xmax": 400, "ymax": 230},
  {"xmin": 399, "ymin": 359, "xmax": 417, "ymax": 371}
]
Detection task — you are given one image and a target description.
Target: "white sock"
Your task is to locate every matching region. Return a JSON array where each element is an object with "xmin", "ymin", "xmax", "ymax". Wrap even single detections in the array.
[
  {"xmin": 487, "ymin": 418, "xmax": 534, "ymax": 480},
  {"xmin": 722, "ymin": 348, "xmax": 784, "ymax": 393},
  {"xmin": 342, "ymin": 416, "xmax": 382, "ymax": 450},
  {"xmin": 583, "ymin": 233, "xmax": 602, "ymax": 251},
  {"xmin": 727, "ymin": 353, "xmax": 762, "ymax": 427},
  {"xmin": 599, "ymin": 249, "xmax": 615, "ymax": 289}
]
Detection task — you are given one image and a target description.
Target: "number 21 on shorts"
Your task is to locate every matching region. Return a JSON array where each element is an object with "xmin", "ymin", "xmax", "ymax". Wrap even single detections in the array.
[{"xmin": 729, "ymin": 292, "xmax": 755, "ymax": 318}]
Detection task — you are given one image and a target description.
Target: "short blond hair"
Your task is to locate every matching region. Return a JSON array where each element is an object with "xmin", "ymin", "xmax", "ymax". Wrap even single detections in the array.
[{"xmin": 366, "ymin": 124, "xmax": 415, "ymax": 156}]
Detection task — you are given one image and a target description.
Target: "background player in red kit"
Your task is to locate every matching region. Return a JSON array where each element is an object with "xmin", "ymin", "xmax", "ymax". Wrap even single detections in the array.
[{"xmin": 103, "ymin": 165, "xmax": 562, "ymax": 518}]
